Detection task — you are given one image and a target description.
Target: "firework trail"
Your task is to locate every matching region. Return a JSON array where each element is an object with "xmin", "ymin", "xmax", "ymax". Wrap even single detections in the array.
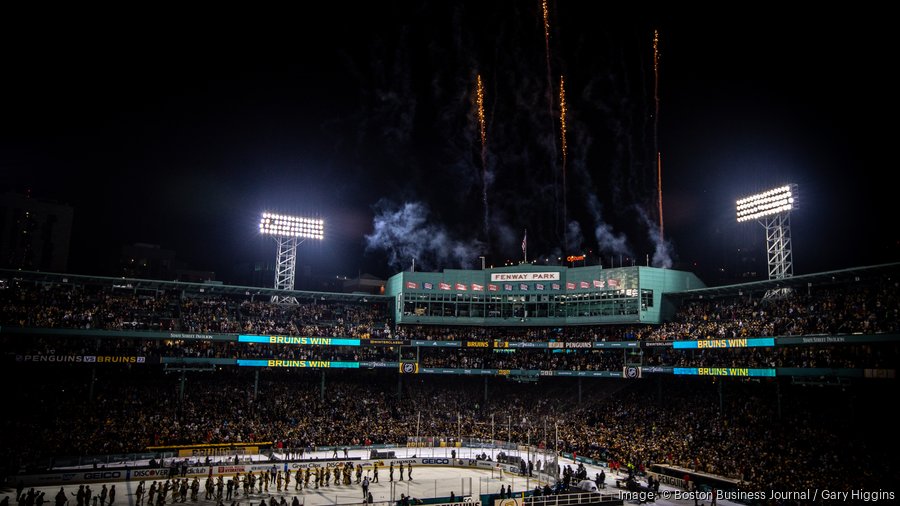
[
  {"xmin": 541, "ymin": 0, "xmax": 560, "ymax": 239},
  {"xmin": 559, "ymin": 75, "xmax": 567, "ymax": 173},
  {"xmin": 653, "ymin": 29, "xmax": 664, "ymax": 243},
  {"xmin": 657, "ymin": 151, "xmax": 663, "ymax": 241},
  {"xmin": 559, "ymin": 74, "xmax": 568, "ymax": 251},
  {"xmin": 477, "ymin": 74, "xmax": 487, "ymax": 148},
  {"xmin": 542, "ymin": 0, "xmax": 550, "ymax": 55},
  {"xmin": 476, "ymin": 73, "xmax": 489, "ymax": 237}
]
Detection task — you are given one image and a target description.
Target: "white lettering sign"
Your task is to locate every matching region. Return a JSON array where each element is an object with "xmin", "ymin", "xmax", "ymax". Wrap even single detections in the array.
[{"xmin": 490, "ymin": 272, "xmax": 560, "ymax": 282}]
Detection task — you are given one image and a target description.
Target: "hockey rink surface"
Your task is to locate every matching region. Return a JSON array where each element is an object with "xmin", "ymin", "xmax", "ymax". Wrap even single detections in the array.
[{"xmin": 2, "ymin": 447, "xmax": 741, "ymax": 506}]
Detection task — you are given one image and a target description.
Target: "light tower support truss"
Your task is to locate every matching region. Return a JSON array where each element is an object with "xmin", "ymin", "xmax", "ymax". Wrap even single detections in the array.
[
  {"xmin": 273, "ymin": 236, "xmax": 300, "ymax": 304},
  {"xmin": 259, "ymin": 212, "xmax": 324, "ymax": 304},
  {"xmin": 761, "ymin": 212, "xmax": 793, "ymax": 298},
  {"xmin": 736, "ymin": 184, "xmax": 796, "ymax": 299}
]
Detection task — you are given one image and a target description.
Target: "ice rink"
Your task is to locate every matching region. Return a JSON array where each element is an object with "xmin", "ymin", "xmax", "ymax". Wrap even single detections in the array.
[{"xmin": 2, "ymin": 447, "xmax": 742, "ymax": 506}]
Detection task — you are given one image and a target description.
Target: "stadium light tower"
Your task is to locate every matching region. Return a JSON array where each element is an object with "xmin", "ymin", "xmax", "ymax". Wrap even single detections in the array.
[
  {"xmin": 259, "ymin": 212, "xmax": 324, "ymax": 304},
  {"xmin": 736, "ymin": 184, "xmax": 797, "ymax": 298}
]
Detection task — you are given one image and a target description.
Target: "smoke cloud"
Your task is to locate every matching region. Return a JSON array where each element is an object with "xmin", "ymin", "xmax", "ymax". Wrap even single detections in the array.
[
  {"xmin": 636, "ymin": 206, "xmax": 673, "ymax": 268},
  {"xmin": 365, "ymin": 200, "xmax": 484, "ymax": 271},
  {"xmin": 566, "ymin": 220, "xmax": 584, "ymax": 253},
  {"xmin": 587, "ymin": 194, "xmax": 631, "ymax": 256}
]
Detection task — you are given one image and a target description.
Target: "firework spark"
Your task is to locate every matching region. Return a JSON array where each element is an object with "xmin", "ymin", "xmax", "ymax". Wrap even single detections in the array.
[
  {"xmin": 559, "ymin": 75, "xmax": 567, "ymax": 167},
  {"xmin": 542, "ymin": 0, "xmax": 554, "ymax": 136},
  {"xmin": 476, "ymin": 74, "xmax": 486, "ymax": 148},
  {"xmin": 541, "ymin": 0, "xmax": 561, "ymax": 244},
  {"xmin": 560, "ymin": 74, "xmax": 568, "ymax": 250},
  {"xmin": 542, "ymin": 0, "xmax": 550, "ymax": 43},
  {"xmin": 476, "ymin": 74, "xmax": 489, "ymax": 238}
]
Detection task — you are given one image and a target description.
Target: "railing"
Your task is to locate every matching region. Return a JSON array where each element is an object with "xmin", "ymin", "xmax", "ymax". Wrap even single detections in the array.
[
  {"xmin": 649, "ymin": 463, "xmax": 740, "ymax": 492},
  {"xmin": 526, "ymin": 491, "xmax": 621, "ymax": 506}
]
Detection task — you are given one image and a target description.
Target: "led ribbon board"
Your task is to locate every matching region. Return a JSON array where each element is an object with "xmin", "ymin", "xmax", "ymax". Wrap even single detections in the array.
[
  {"xmin": 238, "ymin": 335, "xmax": 360, "ymax": 346},
  {"xmin": 672, "ymin": 337, "xmax": 775, "ymax": 349},
  {"xmin": 673, "ymin": 367, "xmax": 776, "ymax": 377},
  {"xmin": 237, "ymin": 360, "xmax": 360, "ymax": 368}
]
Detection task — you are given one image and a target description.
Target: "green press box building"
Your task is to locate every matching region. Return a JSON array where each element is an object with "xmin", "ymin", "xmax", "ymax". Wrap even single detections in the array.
[{"xmin": 385, "ymin": 264, "xmax": 704, "ymax": 326}]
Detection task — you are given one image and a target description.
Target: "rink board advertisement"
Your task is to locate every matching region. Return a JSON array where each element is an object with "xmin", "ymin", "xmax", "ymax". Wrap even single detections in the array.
[
  {"xmin": 130, "ymin": 468, "xmax": 180, "ymax": 478},
  {"xmin": 177, "ymin": 446, "xmax": 259, "ymax": 457},
  {"xmin": 21, "ymin": 455, "xmax": 527, "ymax": 486},
  {"xmin": 21, "ymin": 470, "xmax": 128, "ymax": 485}
]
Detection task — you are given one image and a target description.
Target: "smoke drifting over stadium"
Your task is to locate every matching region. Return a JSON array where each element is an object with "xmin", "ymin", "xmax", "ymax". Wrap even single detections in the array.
[
  {"xmin": 351, "ymin": 2, "xmax": 668, "ymax": 270},
  {"xmin": 1, "ymin": 3, "xmax": 893, "ymax": 281},
  {"xmin": 365, "ymin": 200, "xmax": 483, "ymax": 271}
]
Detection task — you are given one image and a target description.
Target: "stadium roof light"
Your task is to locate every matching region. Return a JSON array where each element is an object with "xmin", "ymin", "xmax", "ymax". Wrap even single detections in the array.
[
  {"xmin": 259, "ymin": 212, "xmax": 325, "ymax": 240},
  {"xmin": 736, "ymin": 184, "xmax": 797, "ymax": 222}
]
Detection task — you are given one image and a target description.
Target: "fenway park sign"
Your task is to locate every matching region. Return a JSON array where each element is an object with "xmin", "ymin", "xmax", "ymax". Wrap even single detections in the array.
[{"xmin": 490, "ymin": 272, "xmax": 560, "ymax": 282}]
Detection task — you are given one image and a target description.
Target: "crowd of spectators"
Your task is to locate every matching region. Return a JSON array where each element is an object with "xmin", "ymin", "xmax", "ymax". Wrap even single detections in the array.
[
  {"xmin": 2, "ymin": 271, "xmax": 898, "ymax": 494},
  {"xmin": 0, "ymin": 284, "xmax": 389, "ymax": 339},
  {"xmin": 1, "ymin": 369, "xmax": 895, "ymax": 494},
  {"xmin": 642, "ymin": 279, "xmax": 899, "ymax": 341},
  {"xmin": 0, "ymin": 285, "xmax": 178, "ymax": 331},
  {"xmin": 3, "ymin": 275, "xmax": 898, "ymax": 345},
  {"xmin": 552, "ymin": 378, "xmax": 896, "ymax": 494}
]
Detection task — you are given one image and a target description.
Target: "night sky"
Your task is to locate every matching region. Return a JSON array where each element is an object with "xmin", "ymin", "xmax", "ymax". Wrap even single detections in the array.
[{"xmin": 2, "ymin": 5, "xmax": 895, "ymax": 285}]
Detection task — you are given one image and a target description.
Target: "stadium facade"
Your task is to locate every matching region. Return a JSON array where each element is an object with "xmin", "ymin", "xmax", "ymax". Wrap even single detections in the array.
[{"xmin": 386, "ymin": 264, "xmax": 704, "ymax": 326}]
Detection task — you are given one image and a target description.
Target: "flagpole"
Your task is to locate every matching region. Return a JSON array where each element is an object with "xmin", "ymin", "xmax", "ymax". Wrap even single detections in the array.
[{"xmin": 523, "ymin": 228, "xmax": 528, "ymax": 263}]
